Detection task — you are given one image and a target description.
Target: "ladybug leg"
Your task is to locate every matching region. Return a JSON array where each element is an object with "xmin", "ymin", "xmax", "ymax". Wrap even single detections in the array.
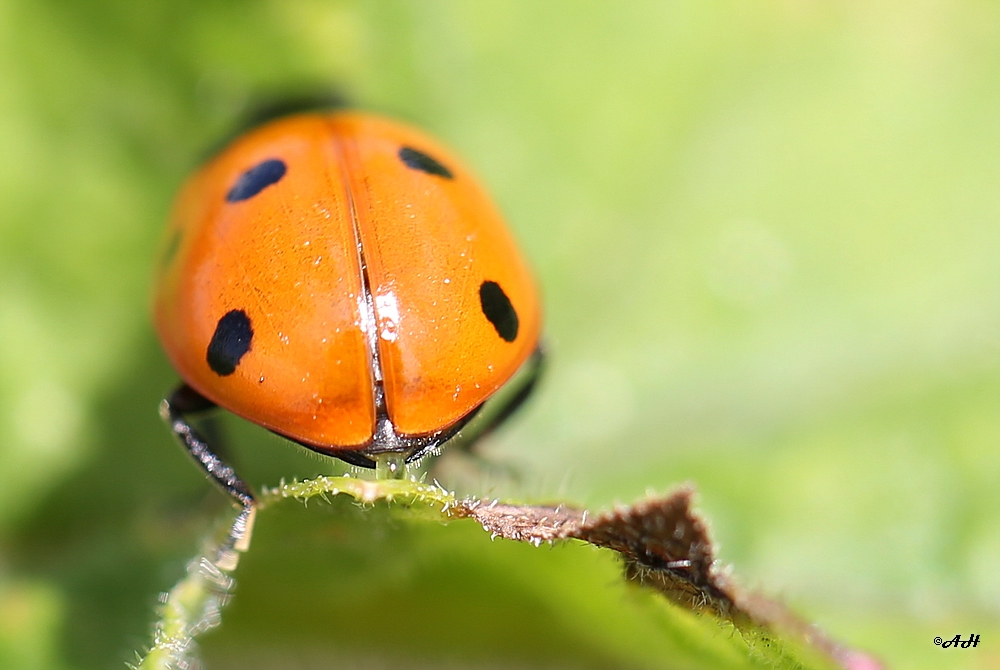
[
  {"xmin": 451, "ymin": 343, "xmax": 546, "ymax": 454},
  {"xmin": 473, "ymin": 343, "xmax": 545, "ymax": 445},
  {"xmin": 160, "ymin": 384, "xmax": 257, "ymax": 554}
]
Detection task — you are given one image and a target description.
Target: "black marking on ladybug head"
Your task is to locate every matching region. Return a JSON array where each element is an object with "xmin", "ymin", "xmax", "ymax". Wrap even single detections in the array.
[
  {"xmin": 398, "ymin": 147, "xmax": 453, "ymax": 179},
  {"xmin": 207, "ymin": 310, "xmax": 254, "ymax": 376},
  {"xmin": 479, "ymin": 281, "xmax": 518, "ymax": 342},
  {"xmin": 226, "ymin": 158, "xmax": 287, "ymax": 202}
]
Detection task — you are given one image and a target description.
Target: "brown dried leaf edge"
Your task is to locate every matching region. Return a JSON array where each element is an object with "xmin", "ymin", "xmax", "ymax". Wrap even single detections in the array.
[{"xmin": 451, "ymin": 486, "xmax": 883, "ymax": 670}]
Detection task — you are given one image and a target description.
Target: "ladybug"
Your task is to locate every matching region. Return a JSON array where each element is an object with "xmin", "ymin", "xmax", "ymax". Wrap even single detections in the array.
[{"xmin": 154, "ymin": 112, "xmax": 543, "ymax": 536}]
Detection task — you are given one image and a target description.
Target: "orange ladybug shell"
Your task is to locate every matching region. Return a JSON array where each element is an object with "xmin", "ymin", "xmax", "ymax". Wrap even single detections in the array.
[{"xmin": 154, "ymin": 113, "xmax": 541, "ymax": 453}]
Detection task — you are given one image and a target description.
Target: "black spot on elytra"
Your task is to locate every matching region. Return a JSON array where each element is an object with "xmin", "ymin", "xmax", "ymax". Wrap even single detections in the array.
[
  {"xmin": 479, "ymin": 281, "xmax": 518, "ymax": 343},
  {"xmin": 226, "ymin": 159, "xmax": 287, "ymax": 202},
  {"xmin": 207, "ymin": 310, "xmax": 254, "ymax": 376},
  {"xmin": 398, "ymin": 146, "xmax": 453, "ymax": 179}
]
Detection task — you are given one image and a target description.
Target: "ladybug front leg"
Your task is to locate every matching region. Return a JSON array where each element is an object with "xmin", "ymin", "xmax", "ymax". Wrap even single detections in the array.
[
  {"xmin": 160, "ymin": 384, "xmax": 257, "ymax": 554},
  {"xmin": 433, "ymin": 343, "xmax": 546, "ymax": 469},
  {"xmin": 462, "ymin": 343, "xmax": 546, "ymax": 448}
]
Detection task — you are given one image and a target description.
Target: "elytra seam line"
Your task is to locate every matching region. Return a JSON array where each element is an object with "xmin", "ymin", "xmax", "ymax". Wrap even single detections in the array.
[{"xmin": 329, "ymin": 128, "xmax": 390, "ymax": 429}]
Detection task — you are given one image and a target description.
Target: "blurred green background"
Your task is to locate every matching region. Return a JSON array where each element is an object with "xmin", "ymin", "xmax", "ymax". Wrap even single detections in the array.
[{"xmin": 0, "ymin": 1, "xmax": 998, "ymax": 668}]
